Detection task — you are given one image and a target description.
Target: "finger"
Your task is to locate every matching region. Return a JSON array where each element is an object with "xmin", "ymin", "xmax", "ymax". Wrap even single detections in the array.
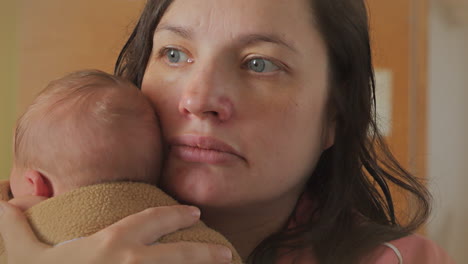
[
  {"xmin": 146, "ymin": 242, "xmax": 233, "ymax": 264},
  {"xmin": 0, "ymin": 201, "xmax": 49, "ymax": 259},
  {"xmin": 96, "ymin": 205, "xmax": 201, "ymax": 245}
]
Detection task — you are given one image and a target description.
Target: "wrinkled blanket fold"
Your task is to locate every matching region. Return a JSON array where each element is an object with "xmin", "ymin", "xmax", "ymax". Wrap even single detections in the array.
[{"xmin": 0, "ymin": 181, "xmax": 242, "ymax": 263}]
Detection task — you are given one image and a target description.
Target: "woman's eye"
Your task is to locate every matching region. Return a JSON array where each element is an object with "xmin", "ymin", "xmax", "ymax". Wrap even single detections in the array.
[
  {"xmin": 246, "ymin": 58, "xmax": 280, "ymax": 73},
  {"xmin": 164, "ymin": 48, "xmax": 191, "ymax": 64}
]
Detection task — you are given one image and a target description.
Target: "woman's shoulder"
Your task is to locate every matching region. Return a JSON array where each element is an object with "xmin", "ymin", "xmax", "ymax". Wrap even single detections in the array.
[{"xmin": 367, "ymin": 234, "xmax": 455, "ymax": 264}]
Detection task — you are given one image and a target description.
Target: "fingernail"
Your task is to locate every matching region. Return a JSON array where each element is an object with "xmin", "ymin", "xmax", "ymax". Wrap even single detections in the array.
[
  {"xmin": 189, "ymin": 206, "xmax": 201, "ymax": 218},
  {"xmin": 219, "ymin": 247, "xmax": 232, "ymax": 262}
]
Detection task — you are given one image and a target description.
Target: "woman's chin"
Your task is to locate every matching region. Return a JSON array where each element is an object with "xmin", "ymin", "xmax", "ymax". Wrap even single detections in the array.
[{"xmin": 160, "ymin": 164, "xmax": 237, "ymax": 207}]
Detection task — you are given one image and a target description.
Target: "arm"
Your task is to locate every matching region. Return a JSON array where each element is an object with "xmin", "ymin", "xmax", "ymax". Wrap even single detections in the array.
[{"xmin": 0, "ymin": 202, "xmax": 233, "ymax": 264}]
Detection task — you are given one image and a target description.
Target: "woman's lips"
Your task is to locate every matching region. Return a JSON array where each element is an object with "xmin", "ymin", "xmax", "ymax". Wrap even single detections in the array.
[{"xmin": 169, "ymin": 135, "xmax": 245, "ymax": 164}]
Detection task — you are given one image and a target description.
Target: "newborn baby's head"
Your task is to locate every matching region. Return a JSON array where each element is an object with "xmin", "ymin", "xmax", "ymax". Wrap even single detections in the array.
[{"xmin": 10, "ymin": 70, "xmax": 162, "ymax": 198}]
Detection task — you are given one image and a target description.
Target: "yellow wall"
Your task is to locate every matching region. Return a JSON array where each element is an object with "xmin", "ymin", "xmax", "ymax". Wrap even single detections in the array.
[
  {"xmin": 17, "ymin": 0, "xmax": 144, "ymax": 111},
  {"xmin": 0, "ymin": 1, "xmax": 18, "ymax": 180}
]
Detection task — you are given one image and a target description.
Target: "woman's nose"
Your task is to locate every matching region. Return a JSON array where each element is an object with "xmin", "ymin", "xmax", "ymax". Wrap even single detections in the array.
[{"xmin": 178, "ymin": 67, "xmax": 235, "ymax": 122}]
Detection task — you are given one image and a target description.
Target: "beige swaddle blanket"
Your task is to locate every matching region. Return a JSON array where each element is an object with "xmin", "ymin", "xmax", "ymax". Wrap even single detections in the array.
[{"xmin": 0, "ymin": 181, "xmax": 242, "ymax": 264}]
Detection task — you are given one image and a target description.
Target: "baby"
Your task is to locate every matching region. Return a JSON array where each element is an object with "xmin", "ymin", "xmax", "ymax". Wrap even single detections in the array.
[
  {"xmin": 1, "ymin": 69, "xmax": 241, "ymax": 263},
  {"xmin": 8, "ymin": 69, "xmax": 162, "ymax": 210}
]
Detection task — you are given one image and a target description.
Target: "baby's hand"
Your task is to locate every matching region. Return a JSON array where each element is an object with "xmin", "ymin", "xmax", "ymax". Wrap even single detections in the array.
[{"xmin": 8, "ymin": 195, "xmax": 48, "ymax": 211}]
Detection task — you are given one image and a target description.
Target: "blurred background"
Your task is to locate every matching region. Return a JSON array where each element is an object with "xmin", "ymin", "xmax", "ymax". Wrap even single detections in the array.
[{"xmin": 0, "ymin": 0, "xmax": 467, "ymax": 262}]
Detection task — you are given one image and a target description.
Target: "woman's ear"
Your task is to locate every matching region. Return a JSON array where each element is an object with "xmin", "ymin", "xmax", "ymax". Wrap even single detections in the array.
[
  {"xmin": 322, "ymin": 120, "xmax": 336, "ymax": 151},
  {"xmin": 24, "ymin": 170, "xmax": 53, "ymax": 197}
]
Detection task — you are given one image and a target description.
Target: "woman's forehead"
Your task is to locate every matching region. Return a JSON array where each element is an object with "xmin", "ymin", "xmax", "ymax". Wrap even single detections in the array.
[{"xmin": 159, "ymin": 0, "xmax": 319, "ymax": 47}]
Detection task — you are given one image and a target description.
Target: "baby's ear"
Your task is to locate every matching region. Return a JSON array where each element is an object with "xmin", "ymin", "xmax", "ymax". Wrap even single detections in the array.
[{"xmin": 24, "ymin": 170, "xmax": 53, "ymax": 197}]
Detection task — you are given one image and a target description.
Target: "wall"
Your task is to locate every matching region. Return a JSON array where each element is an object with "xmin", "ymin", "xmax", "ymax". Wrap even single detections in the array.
[
  {"xmin": 367, "ymin": 0, "xmax": 429, "ymax": 223},
  {"xmin": 0, "ymin": 1, "xmax": 18, "ymax": 180},
  {"xmin": 427, "ymin": 0, "xmax": 468, "ymax": 262},
  {"xmin": 17, "ymin": 0, "xmax": 145, "ymax": 111}
]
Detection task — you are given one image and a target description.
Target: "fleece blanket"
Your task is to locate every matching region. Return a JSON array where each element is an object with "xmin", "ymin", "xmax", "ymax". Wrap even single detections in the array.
[{"xmin": 0, "ymin": 181, "xmax": 242, "ymax": 264}]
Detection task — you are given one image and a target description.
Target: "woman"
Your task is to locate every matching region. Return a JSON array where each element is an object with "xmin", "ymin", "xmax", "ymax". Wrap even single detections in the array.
[{"xmin": 0, "ymin": 0, "xmax": 454, "ymax": 263}]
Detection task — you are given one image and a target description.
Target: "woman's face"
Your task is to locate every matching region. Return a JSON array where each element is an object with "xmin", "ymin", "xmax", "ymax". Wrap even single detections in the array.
[{"xmin": 142, "ymin": 0, "xmax": 333, "ymax": 210}]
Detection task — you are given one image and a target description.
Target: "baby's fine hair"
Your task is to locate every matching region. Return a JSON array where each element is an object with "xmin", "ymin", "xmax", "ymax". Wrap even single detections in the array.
[{"xmin": 14, "ymin": 70, "xmax": 161, "ymax": 190}]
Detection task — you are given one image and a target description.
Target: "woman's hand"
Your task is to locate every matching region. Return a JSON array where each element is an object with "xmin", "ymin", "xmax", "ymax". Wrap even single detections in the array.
[{"xmin": 0, "ymin": 201, "xmax": 233, "ymax": 264}]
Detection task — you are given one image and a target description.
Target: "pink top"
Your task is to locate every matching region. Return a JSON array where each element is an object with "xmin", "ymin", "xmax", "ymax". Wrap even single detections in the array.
[{"xmin": 276, "ymin": 193, "xmax": 456, "ymax": 264}]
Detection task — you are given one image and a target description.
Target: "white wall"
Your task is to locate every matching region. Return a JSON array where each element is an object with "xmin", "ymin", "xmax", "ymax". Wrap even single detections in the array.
[{"xmin": 427, "ymin": 0, "xmax": 468, "ymax": 262}]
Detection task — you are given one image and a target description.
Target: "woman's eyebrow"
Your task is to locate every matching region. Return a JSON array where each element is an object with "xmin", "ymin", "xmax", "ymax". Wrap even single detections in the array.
[
  {"xmin": 155, "ymin": 24, "xmax": 297, "ymax": 53},
  {"xmin": 239, "ymin": 34, "xmax": 298, "ymax": 54},
  {"xmin": 155, "ymin": 24, "xmax": 193, "ymax": 40}
]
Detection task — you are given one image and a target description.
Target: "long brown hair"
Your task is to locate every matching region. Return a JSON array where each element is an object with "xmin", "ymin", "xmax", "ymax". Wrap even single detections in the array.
[{"xmin": 115, "ymin": 1, "xmax": 431, "ymax": 263}]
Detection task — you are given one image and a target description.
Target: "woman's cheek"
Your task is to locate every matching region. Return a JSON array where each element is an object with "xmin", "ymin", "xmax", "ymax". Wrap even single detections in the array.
[{"xmin": 143, "ymin": 67, "xmax": 181, "ymax": 104}]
